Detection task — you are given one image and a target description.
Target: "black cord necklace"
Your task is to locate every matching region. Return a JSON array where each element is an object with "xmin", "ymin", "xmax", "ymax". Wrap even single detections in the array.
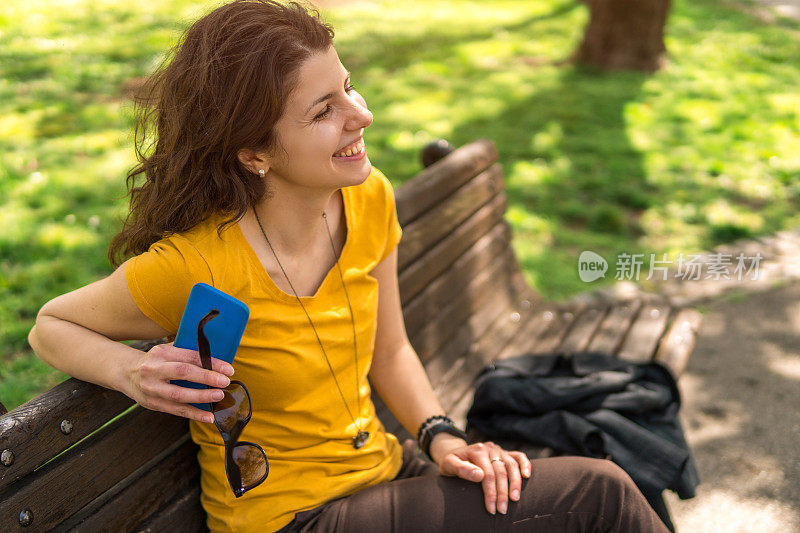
[{"xmin": 253, "ymin": 204, "xmax": 369, "ymax": 450}]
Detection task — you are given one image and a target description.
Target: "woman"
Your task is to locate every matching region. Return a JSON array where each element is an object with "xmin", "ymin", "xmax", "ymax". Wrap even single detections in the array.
[{"xmin": 28, "ymin": 1, "xmax": 669, "ymax": 531}]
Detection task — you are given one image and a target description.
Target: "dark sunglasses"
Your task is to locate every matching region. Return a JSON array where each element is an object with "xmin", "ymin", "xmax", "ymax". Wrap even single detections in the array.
[{"xmin": 198, "ymin": 309, "xmax": 269, "ymax": 497}]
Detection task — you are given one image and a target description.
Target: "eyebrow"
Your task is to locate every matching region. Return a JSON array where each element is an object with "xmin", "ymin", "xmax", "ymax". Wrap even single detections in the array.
[{"xmin": 305, "ymin": 70, "xmax": 351, "ymax": 115}]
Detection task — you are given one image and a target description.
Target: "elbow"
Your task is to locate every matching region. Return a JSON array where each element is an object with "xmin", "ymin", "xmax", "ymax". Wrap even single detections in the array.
[
  {"xmin": 28, "ymin": 315, "xmax": 45, "ymax": 355},
  {"xmin": 28, "ymin": 302, "xmax": 56, "ymax": 355},
  {"xmin": 28, "ymin": 324, "xmax": 37, "ymax": 350}
]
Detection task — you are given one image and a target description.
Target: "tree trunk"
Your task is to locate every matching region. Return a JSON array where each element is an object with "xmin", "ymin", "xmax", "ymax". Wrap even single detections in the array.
[{"xmin": 574, "ymin": 0, "xmax": 672, "ymax": 72}]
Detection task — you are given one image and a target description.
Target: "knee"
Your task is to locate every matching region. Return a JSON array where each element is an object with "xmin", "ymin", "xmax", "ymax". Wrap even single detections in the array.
[
  {"xmin": 562, "ymin": 456, "xmax": 639, "ymax": 500},
  {"xmin": 585, "ymin": 458, "xmax": 633, "ymax": 482}
]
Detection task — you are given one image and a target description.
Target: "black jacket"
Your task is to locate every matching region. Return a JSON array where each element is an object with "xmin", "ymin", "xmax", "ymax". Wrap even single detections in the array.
[{"xmin": 466, "ymin": 351, "xmax": 700, "ymax": 532}]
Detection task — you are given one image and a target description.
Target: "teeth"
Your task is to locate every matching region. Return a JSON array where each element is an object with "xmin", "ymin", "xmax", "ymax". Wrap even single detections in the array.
[{"xmin": 334, "ymin": 140, "xmax": 364, "ymax": 157}]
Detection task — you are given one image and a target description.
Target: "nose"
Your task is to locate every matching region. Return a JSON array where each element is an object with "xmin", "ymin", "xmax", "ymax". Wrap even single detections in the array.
[{"xmin": 346, "ymin": 91, "xmax": 373, "ymax": 130}]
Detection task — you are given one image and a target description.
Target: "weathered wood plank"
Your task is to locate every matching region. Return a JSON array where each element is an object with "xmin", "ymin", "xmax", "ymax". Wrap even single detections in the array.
[
  {"xmin": 62, "ymin": 435, "xmax": 200, "ymax": 532},
  {"xmin": 409, "ymin": 245, "xmax": 520, "ymax": 366},
  {"xmin": 0, "ymin": 406, "xmax": 188, "ymax": 532},
  {"xmin": 402, "ymin": 216, "xmax": 512, "ymax": 341},
  {"xmin": 134, "ymin": 484, "xmax": 207, "ymax": 533},
  {"xmin": 585, "ymin": 300, "xmax": 643, "ymax": 354},
  {"xmin": 421, "ymin": 249, "xmax": 526, "ymax": 390},
  {"xmin": 616, "ymin": 302, "xmax": 672, "ymax": 363},
  {"xmin": 435, "ymin": 267, "xmax": 541, "ymax": 413},
  {"xmin": 452, "ymin": 302, "xmax": 585, "ymax": 412},
  {"xmin": 398, "ymin": 164, "xmax": 504, "ymax": 270},
  {"xmin": 556, "ymin": 305, "xmax": 610, "ymax": 353},
  {"xmin": 529, "ymin": 303, "xmax": 588, "ymax": 354},
  {"xmin": 398, "ymin": 188, "xmax": 507, "ymax": 305},
  {"xmin": 377, "ymin": 247, "xmax": 525, "ymax": 435},
  {"xmin": 395, "ymin": 139, "xmax": 498, "ymax": 227},
  {"xmin": 654, "ymin": 308, "xmax": 703, "ymax": 379},
  {"xmin": 448, "ymin": 300, "xmax": 557, "ymax": 427},
  {"xmin": 0, "ymin": 379, "xmax": 134, "ymax": 493}
]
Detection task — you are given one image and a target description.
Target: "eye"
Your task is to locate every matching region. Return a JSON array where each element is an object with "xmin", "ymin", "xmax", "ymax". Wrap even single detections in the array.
[
  {"xmin": 313, "ymin": 83, "xmax": 357, "ymax": 121},
  {"xmin": 314, "ymin": 105, "xmax": 332, "ymax": 121}
]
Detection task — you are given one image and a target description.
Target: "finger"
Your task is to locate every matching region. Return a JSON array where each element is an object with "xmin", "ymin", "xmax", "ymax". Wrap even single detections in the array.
[
  {"xmin": 159, "ymin": 343, "xmax": 235, "ymax": 376},
  {"xmin": 157, "ymin": 381, "xmax": 227, "ymax": 406},
  {"xmin": 163, "ymin": 361, "xmax": 231, "ymax": 389},
  {"xmin": 440, "ymin": 454, "xmax": 484, "ymax": 482},
  {"xmin": 145, "ymin": 395, "xmax": 216, "ymax": 424},
  {"xmin": 509, "ymin": 450, "xmax": 532, "ymax": 478},
  {"xmin": 504, "ymin": 454, "xmax": 523, "ymax": 504},
  {"xmin": 490, "ymin": 452, "xmax": 510, "ymax": 515},
  {"xmin": 467, "ymin": 448, "xmax": 497, "ymax": 514}
]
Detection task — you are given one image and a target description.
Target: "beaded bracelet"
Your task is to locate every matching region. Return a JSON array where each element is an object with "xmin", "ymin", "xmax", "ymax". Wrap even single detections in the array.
[{"xmin": 416, "ymin": 414, "xmax": 451, "ymax": 443}]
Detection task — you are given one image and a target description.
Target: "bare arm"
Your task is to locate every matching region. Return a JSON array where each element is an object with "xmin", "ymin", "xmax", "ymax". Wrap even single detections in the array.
[
  {"xmin": 367, "ymin": 246, "xmax": 467, "ymax": 465},
  {"xmin": 28, "ymin": 261, "xmax": 234, "ymax": 423},
  {"xmin": 368, "ymin": 245, "xmax": 532, "ymax": 517}
]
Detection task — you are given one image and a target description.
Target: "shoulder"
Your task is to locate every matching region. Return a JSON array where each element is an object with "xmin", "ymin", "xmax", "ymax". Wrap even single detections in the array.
[{"xmin": 127, "ymin": 215, "xmax": 233, "ymax": 286}]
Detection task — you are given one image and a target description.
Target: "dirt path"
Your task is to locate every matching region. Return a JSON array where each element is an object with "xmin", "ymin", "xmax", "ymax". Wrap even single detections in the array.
[
  {"xmin": 663, "ymin": 280, "xmax": 800, "ymax": 532},
  {"xmin": 754, "ymin": 0, "xmax": 800, "ymax": 19}
]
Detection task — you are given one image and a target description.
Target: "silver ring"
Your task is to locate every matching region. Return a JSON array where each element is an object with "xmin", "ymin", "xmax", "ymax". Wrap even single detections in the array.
[{"xmin": 490, "ymin": 456, "xmax": 503, "ymax": 463}]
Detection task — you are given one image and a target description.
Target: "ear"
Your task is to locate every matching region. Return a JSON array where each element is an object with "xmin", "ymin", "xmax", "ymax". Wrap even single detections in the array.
[{"xmin": 237, "ymin": 147, "xmax": 271, "ymax": 175}]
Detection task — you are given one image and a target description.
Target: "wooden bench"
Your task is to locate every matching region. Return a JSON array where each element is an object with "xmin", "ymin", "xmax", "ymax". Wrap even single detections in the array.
[{"xmin": 0, "ymin": 139, "xmax": 702, "ymax": 531}]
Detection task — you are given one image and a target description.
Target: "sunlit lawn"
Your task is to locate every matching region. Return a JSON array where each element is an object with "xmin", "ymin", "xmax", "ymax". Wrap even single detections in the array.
[{"xmin": 1, "ymin": 0, "xmax": 799, "ymax": 410}]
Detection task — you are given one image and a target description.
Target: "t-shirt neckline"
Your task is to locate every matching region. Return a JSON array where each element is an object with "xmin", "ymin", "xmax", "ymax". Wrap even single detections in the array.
[{"xmin": 234, "ymin": 186, "xmax": 353, "ymax": 305}]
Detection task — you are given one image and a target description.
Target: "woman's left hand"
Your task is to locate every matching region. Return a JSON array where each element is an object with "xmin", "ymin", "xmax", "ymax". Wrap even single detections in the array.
[{"xmin": 434, "ymin": 440, "xmax": 532, "ymax": 515}]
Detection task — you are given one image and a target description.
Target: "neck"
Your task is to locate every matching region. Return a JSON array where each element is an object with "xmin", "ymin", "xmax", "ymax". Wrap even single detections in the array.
[{"xmin": 251, "ymin": 180, "xmax": 339, "ymax": 257}]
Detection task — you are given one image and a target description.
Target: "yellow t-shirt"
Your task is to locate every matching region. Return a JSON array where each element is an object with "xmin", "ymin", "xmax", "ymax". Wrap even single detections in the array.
[{"xmin": 125, "ymin": 166, "xmax": 404, "ymax": 532}]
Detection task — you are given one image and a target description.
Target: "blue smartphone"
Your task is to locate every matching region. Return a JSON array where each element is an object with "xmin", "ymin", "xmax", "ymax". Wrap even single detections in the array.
[{"xmin": 170, "ymin": 283, "xmax": 249, "ymax": 411}]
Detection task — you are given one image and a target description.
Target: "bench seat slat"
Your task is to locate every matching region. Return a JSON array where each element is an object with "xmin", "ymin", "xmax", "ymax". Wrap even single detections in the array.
[
  {"xmin": 421, "ymin": 244, "xmax": 522, "ymax": 389},
  {"xmin": 434, "ymin": 268, "xmax": 542, "ymax": 414},
  {"xmin": 376, "ymin": 245, "xmax": 527, "ymax": 435},
  {"xmin": 654, "ymin": 308, "xmax": 702, "ymax": 379},
  {"xmin": 616, "ymin": 302, "xmax": 672, "ymax": 363},
  {"xmin": 134, "ymin": 484, "xmax": 205, "ymax": 533},
  {"xmin": 529, "ymin": 303, "xmax": 588, "ymax": 354},
  {"xmin": 557, "ymin": 306, "xmax": 610, "ymax": 353},
  {"xmin": 585, "ymin": 300, "xmax": 644, "ymax": 353},
  {"xmin": 409, "ymin": 244, "xmax": 519, "ymax": 365}
]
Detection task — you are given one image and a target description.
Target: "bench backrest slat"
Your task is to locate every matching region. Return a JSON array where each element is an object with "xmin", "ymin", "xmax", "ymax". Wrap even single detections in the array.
[
  {"xmin": 60, "ymin": 435, "xmax": 199, "ymax": 532},
  {"xmin": 395, "ymin": 139, "xmax": 498, "ymax": 228},
  {"xmin": 402, "ymin": 220, "xmax": 512, "ymax": 342},
  {"xmin": 0, "ymin": 406, "xmax": 187, "ymax": 532},
  {"xmin": 0, "ymin": 379, "xmax": 134, "ymax": 493},
  {"xmin": 398, "ymin": 164, "xmax": 503, "ymax": 272},
  {"xmin": 399, "ymin": 167, "xmax": 506, "ymax": 304}
]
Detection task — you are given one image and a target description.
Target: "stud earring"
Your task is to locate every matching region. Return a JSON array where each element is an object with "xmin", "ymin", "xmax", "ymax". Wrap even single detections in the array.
[{"xmin": 258, "ymin": 169, "xmax": 265, "ymax": 177}]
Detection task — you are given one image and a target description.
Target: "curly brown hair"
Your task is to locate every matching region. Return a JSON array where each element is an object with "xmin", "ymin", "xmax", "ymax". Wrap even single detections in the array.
[{"xmin": 108, "ymin": 0, "xmax": 335, "ymax": 267}]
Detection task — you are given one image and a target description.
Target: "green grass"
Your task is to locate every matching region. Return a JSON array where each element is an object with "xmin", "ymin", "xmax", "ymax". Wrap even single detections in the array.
[{"xmin": 1, "ymin": 0, "xmax": 799, "ymax": 411}]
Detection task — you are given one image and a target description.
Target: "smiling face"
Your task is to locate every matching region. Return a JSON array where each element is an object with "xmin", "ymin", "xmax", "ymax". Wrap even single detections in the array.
[{"xmin": 259, "ymin": 44, "xmax": 374, "ymax": 191}]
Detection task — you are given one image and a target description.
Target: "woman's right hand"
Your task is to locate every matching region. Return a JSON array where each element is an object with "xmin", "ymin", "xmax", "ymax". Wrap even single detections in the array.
[{"xmin": 124, "ymin": 341, "xmax": 236, "ymax": 424}]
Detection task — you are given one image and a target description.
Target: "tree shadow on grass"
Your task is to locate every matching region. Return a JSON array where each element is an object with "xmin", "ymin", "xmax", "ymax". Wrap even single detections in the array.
[{"xmin": 451, "ymin": 65, "xmax": 654, "ymax": 301}]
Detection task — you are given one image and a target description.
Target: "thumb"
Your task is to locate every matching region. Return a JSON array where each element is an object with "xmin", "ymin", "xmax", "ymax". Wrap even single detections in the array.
[{"xmin": 440, "ymin": 455, "xmax": 484, "ymax": 482}]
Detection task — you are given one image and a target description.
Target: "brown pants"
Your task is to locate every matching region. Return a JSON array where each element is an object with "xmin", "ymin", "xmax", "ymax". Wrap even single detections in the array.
[{"xmin": 277, "ymin": 439, "xmax": 669, "ymax": 532}]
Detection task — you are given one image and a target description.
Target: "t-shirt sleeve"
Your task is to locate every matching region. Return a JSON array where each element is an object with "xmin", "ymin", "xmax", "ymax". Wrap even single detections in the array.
[
  {"xmin": 373, "ymin": 168, "xmax": 403, "ymax": 264},
  {"xmin": 124, "ymin": 234, "xmax": 214, "ymax": 335}
]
